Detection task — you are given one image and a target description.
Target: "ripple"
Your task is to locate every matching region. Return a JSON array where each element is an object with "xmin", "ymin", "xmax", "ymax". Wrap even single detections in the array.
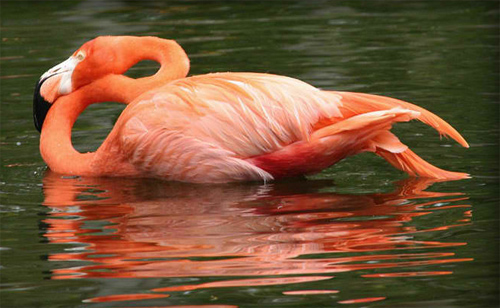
[
  {"xmin": 85, "ymin": 293, "xmax": 169, "ymax": 303},
  {"xmin": 39, "ymin": 172, "xmax": 473, "ymax": 304}
]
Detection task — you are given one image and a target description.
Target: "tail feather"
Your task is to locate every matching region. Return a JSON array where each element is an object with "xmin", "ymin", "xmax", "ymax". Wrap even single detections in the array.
[
  {"xmin": 370, "ymin": 129, "xmax": 469, "ymax": 179},
  {"xmin": 376, "ymin": 148, "xmax": 470, "ymax": 180},
  {"xmin": 335, "ymin": 91, "xmax": 469, "ymax": 148},
  {"xmin": 312, "ymin": 108, "xmax": 420, "ymax": 141},
  {"xmin": 252, "ymin": 92, "xmax": 468, "ymax": 180},
  {"xmin": 323, "ymin": 91, "xmax": 469, "ymax": 180}
]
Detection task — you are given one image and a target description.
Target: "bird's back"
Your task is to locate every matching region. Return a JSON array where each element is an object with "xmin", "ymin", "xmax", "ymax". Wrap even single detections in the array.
[{"xmin": 117, "ymin": 72, "xmax": 343, "ymax": 158}]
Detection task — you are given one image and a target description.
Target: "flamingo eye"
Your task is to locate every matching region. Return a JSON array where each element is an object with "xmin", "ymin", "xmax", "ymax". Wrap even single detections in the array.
[{"xmin": 75, "ymin": 51, "xmax": 85, "ymax": 61}]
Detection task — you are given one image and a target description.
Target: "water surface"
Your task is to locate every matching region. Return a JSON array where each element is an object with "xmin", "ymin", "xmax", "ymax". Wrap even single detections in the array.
[{"xmin": 1, "ymin": 1, "xmax": 498, "ymax": 307}]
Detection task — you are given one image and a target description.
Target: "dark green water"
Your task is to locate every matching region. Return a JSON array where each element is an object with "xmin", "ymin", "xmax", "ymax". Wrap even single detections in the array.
[{"xmin": 1, "ymin": 1, "xmax": 498, "ymax": 307}]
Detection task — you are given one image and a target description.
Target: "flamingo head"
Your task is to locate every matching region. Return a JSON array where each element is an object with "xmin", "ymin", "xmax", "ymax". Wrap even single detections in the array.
[
  {"xmin": 33, "ymin": 36, "xmax": 128, "ymax": 132},
  {"xmin": 34, "ymin": 36, "xmax": 189, "ymax": 132}
]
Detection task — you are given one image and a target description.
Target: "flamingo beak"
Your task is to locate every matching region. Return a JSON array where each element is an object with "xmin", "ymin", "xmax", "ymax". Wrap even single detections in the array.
[
  {"xmin": 33, "ymin": 57, "xmax": 78, "ymax": 132},
  {"xmin": 33, "ymin": 78, "xmax": 52, "ymax": 132}
]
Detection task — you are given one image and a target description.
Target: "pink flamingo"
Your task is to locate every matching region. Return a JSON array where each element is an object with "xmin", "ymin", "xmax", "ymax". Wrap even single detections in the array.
[{"xmin": 34, "ymin": 36, "xmax": 468, "ymax": 183}]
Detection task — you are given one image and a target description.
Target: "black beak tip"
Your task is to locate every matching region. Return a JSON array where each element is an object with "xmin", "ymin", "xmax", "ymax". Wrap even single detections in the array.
[{"xmin": 33, "ymin": 78, "xmax": 52, "ymax": 133}]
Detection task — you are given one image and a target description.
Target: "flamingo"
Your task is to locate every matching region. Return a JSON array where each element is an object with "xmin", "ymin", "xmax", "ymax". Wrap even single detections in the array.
[{"xmin": 33, "ymin": 36, "xmax": 469, "ymax": 183}]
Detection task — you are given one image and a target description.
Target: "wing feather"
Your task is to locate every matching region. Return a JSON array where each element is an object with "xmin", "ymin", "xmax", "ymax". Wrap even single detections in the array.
[
  {"xmin": 161, "ymin": 73, "xmax": 341, "ymax": 155},
  {"xmin": 116, "ymin": 72, "xmax": 342, "ymax": 182}
]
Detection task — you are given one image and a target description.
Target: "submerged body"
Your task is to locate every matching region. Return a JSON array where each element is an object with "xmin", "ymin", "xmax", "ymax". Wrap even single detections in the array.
[{"xmin": 35, "ymin": 36, "xmax": 468, "ymax": 183}]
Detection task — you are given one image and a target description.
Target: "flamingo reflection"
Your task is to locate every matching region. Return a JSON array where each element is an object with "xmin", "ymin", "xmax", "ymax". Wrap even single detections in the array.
[{"xmin": 41, "ymin": 171, "xmax": 472, "ymax": 294}]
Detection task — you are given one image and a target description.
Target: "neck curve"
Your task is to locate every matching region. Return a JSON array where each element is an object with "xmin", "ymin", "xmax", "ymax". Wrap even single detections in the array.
[
  {"xmin": 113, "ymin": 36, "xmax": 190, "ymax": 101},
  {"xmin": 40, "ymin": 79, "xmax": 140, "ymax": 175},
  {"xmin": 40, "ymin": 89, "xmax": 96, "ymax": 175},
  {"xmin": 39, "ymin": 36, "xmax": 190, "ymax": 176}
]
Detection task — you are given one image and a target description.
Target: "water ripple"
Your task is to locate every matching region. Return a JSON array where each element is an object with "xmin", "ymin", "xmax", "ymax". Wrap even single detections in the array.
[{"xmin": 39, "ymin": 171, "xmax": 472, "ymax": 304}]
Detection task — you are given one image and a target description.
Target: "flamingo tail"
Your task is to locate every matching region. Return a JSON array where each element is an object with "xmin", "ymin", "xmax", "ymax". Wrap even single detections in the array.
[
  {"xmin": 375, "ymin": 147, "xmax": 469, "ymax": 179},
  {"xmin": 329, "ymin": 92, "xmax": 469, "ymax": 180},
  {"xmin": 335, "ymin": 91, "xmax": 469, "ymax": 148}
]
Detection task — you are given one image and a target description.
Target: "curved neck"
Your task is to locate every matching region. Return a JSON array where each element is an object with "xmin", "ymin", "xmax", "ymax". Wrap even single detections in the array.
[
  {"xmin": 39, "ymin": 36, "xmax": 190, "ymax": 175},
  {"xmin": 40, "ymin": 76, "xmax": 142, "ymax": 175},
  {"xmin": 40, "ymin": 89, "xmax": 96, "ymax": 175},
  {"xmin": 114, "ymin": 36, "xmax": 190, "ymax": 100}
]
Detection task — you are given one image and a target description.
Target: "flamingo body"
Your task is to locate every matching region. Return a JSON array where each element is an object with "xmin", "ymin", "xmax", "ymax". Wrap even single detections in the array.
[{"xmin": 34, "ymin": 36, "xmax": 469, "ymax": 183}]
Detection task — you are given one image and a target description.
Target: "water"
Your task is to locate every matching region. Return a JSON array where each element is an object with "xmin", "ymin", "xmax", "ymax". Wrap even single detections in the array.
[{"xmin": 1, "ymin": 1, "xmax": 498, "ymax": 307}]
